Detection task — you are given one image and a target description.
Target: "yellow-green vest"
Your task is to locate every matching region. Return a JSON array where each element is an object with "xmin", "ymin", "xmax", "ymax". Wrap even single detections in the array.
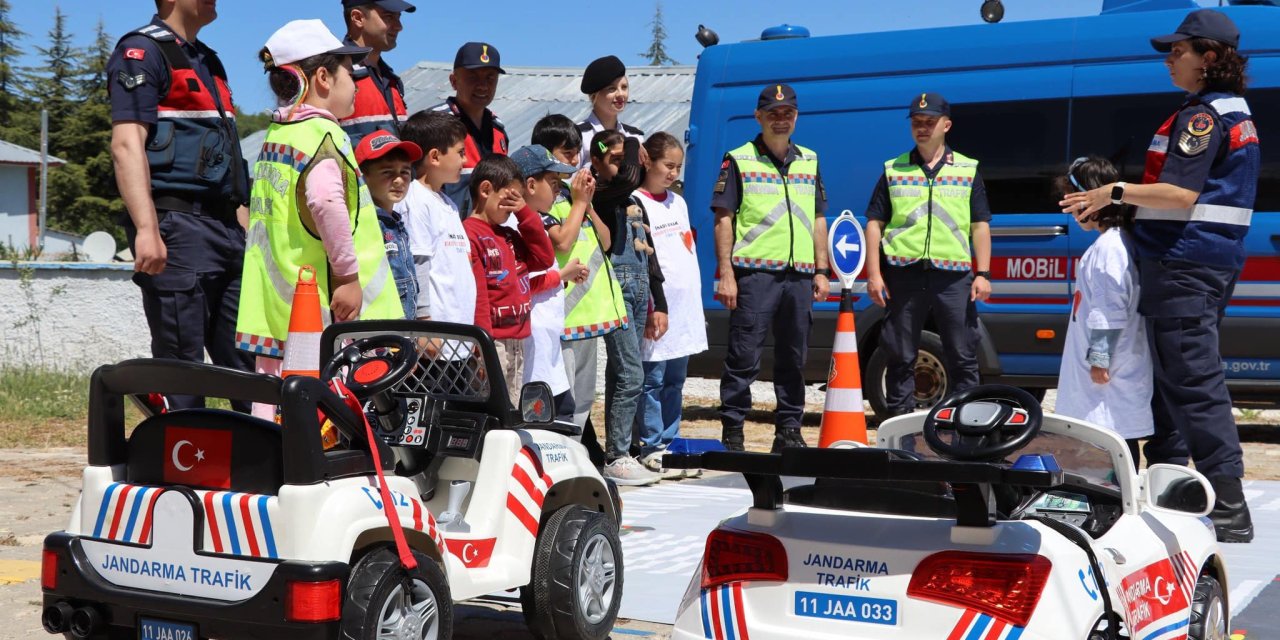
[
  {"xmin": 881, "ymin": 150, "xmax": 979, "ymax": 271},
  {"xmin": 236, "ymin": 116, "xmax": 402, "ymax": 357},
  {"xmin": 727, "ymin": 141, "xmax": 819, "ymax": 274},
  {"xmin": 548, "ymin": 190, "xmax": 629, "ymax": 339}
]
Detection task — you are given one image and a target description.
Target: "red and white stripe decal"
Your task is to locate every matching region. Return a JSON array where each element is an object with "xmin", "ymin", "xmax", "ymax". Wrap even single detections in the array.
[
  {"xmin": 198, "ymin": 490, "xmax": 279, "ymax": 559},
  {"xmin": 701, "ymin": 583, "xmax": 750, "ymax": 640},
  {"xmin": 1170, "ymin": 550, "xmax": 1199, "ymax": 603},
  {"xmin": 91, "ymin": 483, "xmax": 164, "ymax": 544},
  {"xmin": 947, "ymin": 609, "xmax": 1026, "ymax": 640},
  {"xmin": 506, "ymin": 447, "xmax": 553, "ymax": 537}
]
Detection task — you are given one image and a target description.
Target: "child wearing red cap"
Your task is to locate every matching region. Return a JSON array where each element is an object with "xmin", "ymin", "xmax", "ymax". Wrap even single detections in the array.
[{"xmin": 356, "ymin": 130, "xmax": 423, "ymax": 320}]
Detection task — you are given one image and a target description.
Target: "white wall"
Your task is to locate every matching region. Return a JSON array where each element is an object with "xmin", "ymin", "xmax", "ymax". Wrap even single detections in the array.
[
  {"xmin": 0, "ymin": 166, "xmax": 31, "ymax": 251},
  {"xmin": 0, "ymin": 263, "xmax": 150, "ymax": 370}
]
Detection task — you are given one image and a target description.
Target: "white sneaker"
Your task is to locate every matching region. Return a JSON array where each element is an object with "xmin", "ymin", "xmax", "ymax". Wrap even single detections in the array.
[
  {"xmin": 603, "ymin": 456, "xmax": 662, "ymax": 486},
  {"xmin": 640, "ymin": 450, "xmax": 683, "ymax": 480}
]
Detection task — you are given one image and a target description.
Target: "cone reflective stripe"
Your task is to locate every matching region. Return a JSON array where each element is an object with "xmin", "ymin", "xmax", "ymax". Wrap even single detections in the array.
[
  {"xmin": 819, "ymin": 288, "xmax": 868, "ymax": 446},
  {"xmin": 281, "ymin": 265, "xmax": 323, "ymax": 379}
]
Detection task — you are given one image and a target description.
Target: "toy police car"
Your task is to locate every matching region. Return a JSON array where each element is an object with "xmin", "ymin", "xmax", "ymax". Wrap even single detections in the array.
[
  {"xmin": 665, "ymin": 385, "xmax": 1226, "ymax": 640},
  {"xmin": 40, "ymin": 320, "xmax": 622, "ymax": 640}
]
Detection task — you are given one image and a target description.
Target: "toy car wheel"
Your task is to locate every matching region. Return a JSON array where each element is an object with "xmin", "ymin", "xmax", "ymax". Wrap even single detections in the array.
[
  {"xmin": 1189, "ymin": 572, "xmax": 1227, "ymax": 640},
  {"xmin": 866, "ymin": 330, "xmax": 949, "ymax": 418},
  {"xmin": 343, "ymin": 547, "xmax": 452, "ymax": 640},
  {"xmin": 523, "ymin": 505, "xmax": 622, "ymax": 640}
]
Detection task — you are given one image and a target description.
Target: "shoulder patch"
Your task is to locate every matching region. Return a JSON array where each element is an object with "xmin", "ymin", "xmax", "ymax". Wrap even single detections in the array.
[
  {"xmin": 1188, "ymin": 112, "xmax": 1214, "ymax": 137},
  {"xmin": 116, "ymin": 71, "xmax": 147, "ymax": 91},
  {"xmin": 1177, "ymin": 130, "xmax": 1210, "ymax": 156},
  {"xmin": 125, "ymin": 48, "xmax": 146, "ymax": 61}
]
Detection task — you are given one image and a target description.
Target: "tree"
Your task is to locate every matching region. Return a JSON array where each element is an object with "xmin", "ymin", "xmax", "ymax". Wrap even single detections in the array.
[
  {"xmin": 639, "ymin": 1, "xmax": 678, "ymax": 67},
  {"xmin": 0, "ymin": 0, "xmax": 27, "ymax": 133},
  {"xmin": 24, "ymin": 7, "xmax": 79, "ymax": 157}
]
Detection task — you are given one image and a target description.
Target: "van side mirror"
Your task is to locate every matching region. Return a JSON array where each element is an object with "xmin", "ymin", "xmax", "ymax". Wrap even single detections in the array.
[
  {"xmin": 519, "ymin": 382, "xmax": 554, "ymax": 425},
  {"xmin": 1142, "ymin": 464, "xmax": 1215, "ymax": 517}
]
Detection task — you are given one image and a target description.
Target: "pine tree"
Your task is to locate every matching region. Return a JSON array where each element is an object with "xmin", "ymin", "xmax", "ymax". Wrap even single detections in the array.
[
  {"xmin": 0, "ymin": 0, "xmax": 27, "ymax": 133},
  {"xmin": 24, "ymin": 6, "xmax": 80, "ymax": 157},
  {"xmin": 639, "ymin": 1, "xmax": 678, "ymax": 67}
]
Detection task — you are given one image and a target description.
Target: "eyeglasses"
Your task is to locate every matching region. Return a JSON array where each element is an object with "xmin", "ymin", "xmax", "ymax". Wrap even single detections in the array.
[{"xmin": 1067, "ymin": 156, "xmax": 1088, "ymax": 192}]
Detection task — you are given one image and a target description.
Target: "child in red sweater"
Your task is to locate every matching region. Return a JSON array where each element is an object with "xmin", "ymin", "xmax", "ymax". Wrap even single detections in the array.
[{"xmin": 463, "ymin": 155, "xmax": 556, "ymax": 403}]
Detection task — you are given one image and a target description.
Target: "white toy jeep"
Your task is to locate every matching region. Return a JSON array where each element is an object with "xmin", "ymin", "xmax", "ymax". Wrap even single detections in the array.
[{"xmin": 40, "ymin": 320, "xmax": 622, "ymax": 640}]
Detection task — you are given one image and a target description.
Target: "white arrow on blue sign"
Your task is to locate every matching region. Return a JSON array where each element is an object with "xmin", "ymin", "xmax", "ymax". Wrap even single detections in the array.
[{"xmin": 827, "ymin": 210, "xmax": 866, "ymax": 289}]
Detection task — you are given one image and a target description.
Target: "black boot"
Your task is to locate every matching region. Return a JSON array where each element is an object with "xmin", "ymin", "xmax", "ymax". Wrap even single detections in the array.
[
  {"xmin": 722, "ymin": 426, "xmax": 745, "ymax": 452},
  {"xmin": 771, "ymin": 428, "xmax": 807, "ymax": 453},
  {"xmin": 1209, "ymin": 475, "xmax": 1254, "ymax": 543}
]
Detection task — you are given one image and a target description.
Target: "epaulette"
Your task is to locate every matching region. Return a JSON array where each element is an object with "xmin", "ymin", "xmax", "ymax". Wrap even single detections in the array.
[{"xmin": 621, "ymin": 123, "xmax": 646, "ymax": 137}]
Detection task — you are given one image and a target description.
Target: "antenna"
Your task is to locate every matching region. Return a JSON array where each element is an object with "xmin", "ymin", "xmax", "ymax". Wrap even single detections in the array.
[{"xmin": 82, "ymin": 231, "xmax": 118, "ymax": 263}]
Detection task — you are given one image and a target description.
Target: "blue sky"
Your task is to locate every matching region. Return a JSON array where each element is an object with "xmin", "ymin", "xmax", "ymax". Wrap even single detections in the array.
[{"xmin": 8, "ymin": 0, "xmax": 1216, "ymax": 113}]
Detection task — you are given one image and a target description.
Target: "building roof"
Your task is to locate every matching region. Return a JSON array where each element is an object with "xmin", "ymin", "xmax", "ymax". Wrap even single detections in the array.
[
  {"xmin": 241, "ymin": 61, "xmax": 696, "ymax": 161},
  {"xmin": 0, "ymin": 138, "xmax": 66, "ymax": 167}
]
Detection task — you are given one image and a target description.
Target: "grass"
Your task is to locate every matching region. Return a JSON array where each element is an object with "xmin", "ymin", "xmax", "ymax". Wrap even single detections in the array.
[{"xmin": 0, "ymin": 367, "xmax": 230, "ymax": 448}]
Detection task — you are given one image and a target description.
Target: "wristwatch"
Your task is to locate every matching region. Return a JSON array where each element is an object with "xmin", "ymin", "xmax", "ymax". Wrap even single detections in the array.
[
  {"xmin": 975, "ymin": 270, "xmax": 992, "ymax": 280},
  {"xmin": 1110, "ymin": 181, "xmax": 1127, "ymax": 205}
]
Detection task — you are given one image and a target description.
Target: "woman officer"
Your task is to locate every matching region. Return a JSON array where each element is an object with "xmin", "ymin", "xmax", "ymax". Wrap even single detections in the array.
[{"xmin": 1060, "ymin": 9, "xmax": 1259, "ymax": 543}]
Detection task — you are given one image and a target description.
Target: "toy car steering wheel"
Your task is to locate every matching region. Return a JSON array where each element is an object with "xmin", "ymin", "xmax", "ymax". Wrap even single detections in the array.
[
  {"xmin": 922, "ymin": 384, "xmax": 1043, "ymax": 461},
  {"xmin": 320, "ymin": 335, "xmax": 418, "ymax": 398}
]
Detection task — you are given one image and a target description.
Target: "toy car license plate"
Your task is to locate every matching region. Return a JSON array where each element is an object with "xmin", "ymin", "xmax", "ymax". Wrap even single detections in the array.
[
  {"xmin": 138, "ymin": 617, "xmax": 197, "ymax": 640},
  {"xmin": 794, "ymin": 591, "xmax": 898, "ymax": 626}
]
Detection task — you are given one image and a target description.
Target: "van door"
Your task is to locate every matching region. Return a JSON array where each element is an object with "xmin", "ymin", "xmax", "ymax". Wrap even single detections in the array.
[
  {"xmin": 947, "ymin": 97, "xmax": 1073, "ymax": 387},
  {"xmin": 1069, "ymin": 58, "xmax": 1280, "ymax": 402}
]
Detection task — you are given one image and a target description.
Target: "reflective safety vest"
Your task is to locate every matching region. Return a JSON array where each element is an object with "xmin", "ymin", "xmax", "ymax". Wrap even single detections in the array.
[
  {"xmin": 547, "ymin": 190, "xmax": 629, "ymax": 340},
  {"xmin": 120, "ymin": 23, "xmax": 247, "ymax": 204},
  {"xmin": 881, "ymin": 150, "xmax": 978, "ymax": 271},
  {"xmin": 236, "ymin": 116, "xmax": 402, "ymax": 357},
  {"xmin": 339, "ymin": 62, "xmax": 408, "ymax": 148},
  {"xmin": 727, "ymin": 142, "xmax": 818, "ymax": 274},
  {"xmin": 1134, "ymin": 91, "xmax": 1259, "ymax": 270}
]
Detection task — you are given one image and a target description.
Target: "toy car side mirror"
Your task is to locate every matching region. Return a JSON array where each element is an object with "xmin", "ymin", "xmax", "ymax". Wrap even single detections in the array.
[
  {"xmin": 1142, "ymin": 464, "xmax": 1216, "ymax": 517},
  {"xmin": 519, "ymin": 382, "xmax": 554, "ymax": 425}
]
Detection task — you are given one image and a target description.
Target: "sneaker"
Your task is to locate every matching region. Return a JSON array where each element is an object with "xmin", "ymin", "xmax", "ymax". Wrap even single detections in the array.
[
  {"xmin": 603, "ymin": 456, "xmax": 662, "ymax": 486},
  {"xmin": 641, "ymin": 450, "xmax": 683, "ymax": 480},
  {"xmin": 722, "ymin": 426, "xmax": 745, "ymax": 452},
  {"xmin": 771, "ymin": 428, "xmax": 808, "ymax": 453}
]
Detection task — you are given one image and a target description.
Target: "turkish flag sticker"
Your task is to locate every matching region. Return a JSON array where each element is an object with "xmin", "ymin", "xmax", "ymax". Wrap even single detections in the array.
[
  {"xmin": 444, "ymin": 538, "xmax": 497, "ymax": 569},
  {"xmin": 124, "ymin": 48, "xmax": 146, "ymax": 61},
  {"xmin": 163, "ymin": 427, "xmax": 233, "ymax": 489}
]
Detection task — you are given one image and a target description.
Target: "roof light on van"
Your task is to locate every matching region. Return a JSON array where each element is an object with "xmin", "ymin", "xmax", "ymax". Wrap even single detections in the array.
[
  {"xmin": 981, "ymin": 0, "xmax": 1004, "ymax": 23},
  {"xmin": 760, "ymin": 24, "xmax": 810, "ymax": 41}
]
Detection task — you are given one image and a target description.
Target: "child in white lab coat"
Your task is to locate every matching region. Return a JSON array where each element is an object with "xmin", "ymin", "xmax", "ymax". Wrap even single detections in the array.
[{"xmin": 1054, "ymin": 157, "xmax": 1153, "ymax": 468}]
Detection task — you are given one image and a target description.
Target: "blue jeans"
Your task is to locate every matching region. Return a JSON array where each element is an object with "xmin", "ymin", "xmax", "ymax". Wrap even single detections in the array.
[
  {"xmin": 603, "ymin": 264, "xmax": 648, "ymax": 459},
  {"xmin": 637, "ymin": 356, "xmax": 689, "ymax": 457}
]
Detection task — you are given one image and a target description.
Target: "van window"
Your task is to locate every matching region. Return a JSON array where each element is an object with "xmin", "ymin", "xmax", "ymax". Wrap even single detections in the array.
[
  {"xmin": 1069, "ymin": 88, "xmax": 1280, "ymax": 212},
  {"xmin": 946, "ymin": 99, "xmax": 1070, "ymax": 214}
]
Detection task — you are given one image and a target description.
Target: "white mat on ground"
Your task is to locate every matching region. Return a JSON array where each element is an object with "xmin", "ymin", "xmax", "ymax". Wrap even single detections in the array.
[{"xmin": 616, "ymin": 477, "xmax": 1280, "ymax": 624}]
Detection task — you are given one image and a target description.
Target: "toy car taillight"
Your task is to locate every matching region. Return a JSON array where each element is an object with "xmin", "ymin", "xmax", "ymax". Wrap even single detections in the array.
[
  {"xmin": 701, "ymin": 528, "xmax": 788, "ymax": 589},
  {"xmin": 42, "ymin": 549, "xmax": 58, "ymax": 590},
  {"xmin": 907, "ymin": 551, "xmax": 1051, "ymax": 627},
  {"xmin": 285, "ymin": 579, "xmax": 342, "ymax": 623}
]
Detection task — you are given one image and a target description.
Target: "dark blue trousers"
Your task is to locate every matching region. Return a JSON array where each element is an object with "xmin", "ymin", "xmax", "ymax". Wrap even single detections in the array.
[
  {"xmin": 127, "ymin": 209, "xmax": 254, "ymax": 411},
  {"xmin": 880, "ymin": 263, "xmax": 980, "ymax": 416},
  {"xmin": 1139, "ymin": 258, "xmax": 1243, "ymax": 479},
  {"xmin": 719, "ymin": 269, "xmax": 813, "ymax": 430}
]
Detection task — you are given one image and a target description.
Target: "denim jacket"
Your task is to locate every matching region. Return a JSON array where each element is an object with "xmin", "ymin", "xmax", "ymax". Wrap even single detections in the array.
[{"xmin": 376, "ymin": 206, "xmax": 417, "ymax": 320}]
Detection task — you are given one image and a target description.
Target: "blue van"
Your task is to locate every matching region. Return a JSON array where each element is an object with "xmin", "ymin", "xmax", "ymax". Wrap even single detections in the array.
[{"xmin": 682, "ymin": 0, "xmax": 1280, "ymax": 415}]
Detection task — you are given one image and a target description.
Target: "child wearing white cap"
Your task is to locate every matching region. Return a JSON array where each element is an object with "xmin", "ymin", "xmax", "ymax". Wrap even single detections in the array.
[{"xmin": 236, "ymin": 20, "xmax": 403, "ymax": 417}]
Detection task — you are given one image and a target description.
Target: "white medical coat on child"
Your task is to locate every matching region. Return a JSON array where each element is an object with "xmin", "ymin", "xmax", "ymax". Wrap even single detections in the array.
[{"xmin": 1055, "ymin": 228, "xmax": 1153, "ymax": 439}]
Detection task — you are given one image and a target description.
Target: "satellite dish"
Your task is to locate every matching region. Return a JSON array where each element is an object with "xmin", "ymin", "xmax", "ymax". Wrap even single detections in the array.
[{"xmin": 83, "ymin": 231, "xmax": 117, "ymax": 263}]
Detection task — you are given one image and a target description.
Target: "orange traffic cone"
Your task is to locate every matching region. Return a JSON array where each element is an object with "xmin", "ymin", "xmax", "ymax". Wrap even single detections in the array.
[
  {"xmin": 281, "ymin": 265, "xmax": 324, "ymax": 379},
  {"xmin": 818, "ymin": 288, "xmax": 868, "ymax": 447}
]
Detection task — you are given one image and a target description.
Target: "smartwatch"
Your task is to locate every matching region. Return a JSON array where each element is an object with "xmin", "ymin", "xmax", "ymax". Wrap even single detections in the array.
[
  {"xmin": 1110, "ymin": 181, "xmax": 1127, "ymax": 205},
  {"xmin": 975, "ymin": 270, "xmax": 992, "ymax": 280}
]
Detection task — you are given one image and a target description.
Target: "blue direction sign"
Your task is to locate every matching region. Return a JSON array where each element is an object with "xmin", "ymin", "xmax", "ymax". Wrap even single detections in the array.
[{"xmin": 827, "ymin": 210, "xmax": 866, "ymax": 288}]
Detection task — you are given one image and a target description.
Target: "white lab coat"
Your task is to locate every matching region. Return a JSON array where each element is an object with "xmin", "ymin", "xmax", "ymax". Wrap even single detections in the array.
[{"xmin": 1055, "ymin": 229, "xmax": 1154, "ymax": 439}]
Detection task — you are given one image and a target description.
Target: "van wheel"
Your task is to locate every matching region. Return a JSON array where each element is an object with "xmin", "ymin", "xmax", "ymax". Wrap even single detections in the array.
[
  {"xmin": 343, "ymin": 547, "xmax": 452, "ymax": 640},
  {"xmin": 524, "ymin": 505, "xmax": 622, "ymax": 640},
  {"xmin": 866, "ymin": 331, "xmax": 949, "ymax": 418},
  {"xmin": 1189, "ymin": 573, "xmax": 1227, "ymax": 640}
]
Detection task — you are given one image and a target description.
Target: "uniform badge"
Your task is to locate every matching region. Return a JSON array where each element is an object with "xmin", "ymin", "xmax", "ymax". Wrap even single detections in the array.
[
  {"xmin": 714, "ymin": 158, "xmax": 730, "ymax": 194},
  {"xmin": 1188, "ymin": 112, "xmax": 1214, "ymax": 136},
  {"xmin": 1177, "ymin": 130, "xmax": 1209, "ymax": 156},
  {"xmin": 116, "ymin": 71, "xmax": 146, "ymax": 90},
  {"xmin": 124, "ymin": 48, "xmax": 146, "ymax": 61}
]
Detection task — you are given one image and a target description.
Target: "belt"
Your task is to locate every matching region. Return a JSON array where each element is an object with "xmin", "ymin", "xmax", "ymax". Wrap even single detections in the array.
[{"xmin": 153, "ymin": 195, "xmax": 238, "ymax": 220}]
